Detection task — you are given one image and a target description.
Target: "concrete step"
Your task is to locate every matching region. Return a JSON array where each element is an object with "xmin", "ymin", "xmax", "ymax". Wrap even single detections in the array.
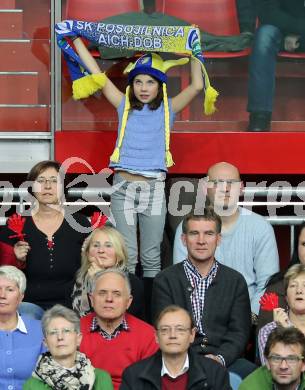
[
  {"xmin": 0, "ymin": 40, "xmax": 50, "ymax": 102},
  {"xmin": 0, "ymin": 10, "xmax": 23, "ymax": 39},
  {"xmin": 0, "ymin": 104, "xmax": 49, "ymax": 131},
  {"xmin": 0, "ymin": 39, "xmax": 49, "ymax": 71},
  {"xmin": 0, "ymin": 72, "xmax": 38, "ymax": 104},
  {"xmin": 1, "ymin": 1, "xmax": 16, "ymax": 9}
]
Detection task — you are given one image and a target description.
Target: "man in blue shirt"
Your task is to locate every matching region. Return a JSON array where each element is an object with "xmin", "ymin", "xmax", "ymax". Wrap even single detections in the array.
[
  {"xmin": 173, "ymin": 161, "xmax": 279, "ymax": 320},
  {"xmin": 152, "ymin": 208, "xmax": 255, "ymax": 379}
]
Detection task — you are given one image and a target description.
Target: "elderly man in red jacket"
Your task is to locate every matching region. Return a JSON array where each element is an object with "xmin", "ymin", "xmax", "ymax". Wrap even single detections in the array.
[{"xmin": 80, "ymin": 268, "xmax": 158, "ymax": 390}]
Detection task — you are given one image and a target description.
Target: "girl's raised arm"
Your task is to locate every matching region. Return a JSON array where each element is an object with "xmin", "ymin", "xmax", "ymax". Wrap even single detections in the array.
[
  {"xmin": 171, "ymin": 57, "xmax": 203, "ymax": 114},
  {"xmin": 73, "ymin": 38, "xmax": 124, "ymax": 108}
]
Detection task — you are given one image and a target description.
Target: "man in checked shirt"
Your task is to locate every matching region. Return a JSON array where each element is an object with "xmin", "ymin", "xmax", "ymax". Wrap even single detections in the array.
[{"xmin": 152, "ymin": 208, "xmax": 256, "ymax": 379}]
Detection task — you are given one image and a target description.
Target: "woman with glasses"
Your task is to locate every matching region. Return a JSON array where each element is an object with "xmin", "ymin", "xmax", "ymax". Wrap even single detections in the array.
[
  {"xmin": 72, "ymin": 226, "xmax": 144, "ymax": 319},
  {"xmin": 23, "ymin": 304, "xmax": 113, "ymax": 389},
  {"xmin": 258, "ymin": 222, "xmax": 305, "ymax": 332},
  {"xmin": 0, "ymin": 266, "xmax": 44, "ymax": 390},
  {"xmin": 258, "ymin": 264, "xmax": 305, "ymax": 365},
  {"xmin": 0, "ymin": 160, "xmax": 90, "ymax": 310}
]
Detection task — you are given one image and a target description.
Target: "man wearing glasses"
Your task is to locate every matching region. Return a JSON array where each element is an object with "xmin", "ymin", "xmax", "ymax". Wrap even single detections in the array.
[
  {"xmin": 239, "ymin": 327, "xmax": 305, "ymax": 389},
  {"xmin": 121, "ymin": 305, "xmax": 230, "ymax": 389},
  {"xmin": 173, "ymin": 161, "xmax": 279, "ymax": 321}
]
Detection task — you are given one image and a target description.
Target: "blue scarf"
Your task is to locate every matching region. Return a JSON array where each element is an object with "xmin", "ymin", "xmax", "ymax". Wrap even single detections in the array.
[{"xmin": 55, "ymin": 20, "xmax": 218, "ymax": 114}]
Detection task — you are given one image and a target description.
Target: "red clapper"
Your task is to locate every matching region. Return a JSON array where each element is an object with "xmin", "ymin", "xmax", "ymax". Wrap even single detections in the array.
[
  {"xmin": 7, "ymin": 213, "xmax": 26, "ymax": 241},
  {"xmin": 90, "ymin": 212, "xmax": 108, "ymax": 229},
  {"xmin": 259, "ymin": 292, "xmax": 279, "ymax": 311}
]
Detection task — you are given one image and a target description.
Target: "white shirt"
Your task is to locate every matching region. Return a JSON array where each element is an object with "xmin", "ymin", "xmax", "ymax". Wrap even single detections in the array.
[
  {"xmin": 16, "ymin": 312, "xmax": 27, "ymax": 333},
  {"xmin": 161, "ymin": 354, "xmax": 189, "ymax": 379}
]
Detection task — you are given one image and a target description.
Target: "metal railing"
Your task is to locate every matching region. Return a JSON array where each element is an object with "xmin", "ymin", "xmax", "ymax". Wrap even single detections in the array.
[{"xmin": 1, "ymin": 186, "xmax": 304, "ymax": 256}]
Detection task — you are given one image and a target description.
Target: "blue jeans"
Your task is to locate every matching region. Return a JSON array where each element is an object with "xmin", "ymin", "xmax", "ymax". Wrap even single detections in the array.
[
  {"xmin": 247, "ymin": 24, "xmax": 283, "ymax": 113},
  {"xmin": 228, "ymin": 357, "xmax": 257, "ymax": 379},
  {"xmin": 111, "ymin": 173, "xmax": 166, "ymax": 278}
]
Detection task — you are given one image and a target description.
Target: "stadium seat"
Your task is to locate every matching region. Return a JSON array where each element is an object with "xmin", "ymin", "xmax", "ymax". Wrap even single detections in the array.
[
  {"xmin": 156, "ymin": 0, "xmax": 251, "ymax": 58},
  {"xmin": 278, "ymin": 52, "xmax": 305, "ymax": 59},
  {"xmin": 155, "ymin": 0, "xmax": 251, "ymax": 121},
  {"xmin": 65, "ymin": 0, "xmax": 140, "ymax": 22},
  {"xmin": 65, "ymin": 0, "xmax": 140, "ymax": 57}
]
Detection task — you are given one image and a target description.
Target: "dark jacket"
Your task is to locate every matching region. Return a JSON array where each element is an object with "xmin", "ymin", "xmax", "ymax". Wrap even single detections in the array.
[
  {"xmin": 258, "ymin": 0, "xmax": 305, "ymax": 50},
  {"xmin": 236, "ymin": 0, "xmax": 256, "ymax": 33},
  {"xmin": 152, "ymin": 262, "xmax": 251, "ymax": 366},
  {"xmin": 120, "ymin": 349, "xmax": 231, "ymax": 390}
]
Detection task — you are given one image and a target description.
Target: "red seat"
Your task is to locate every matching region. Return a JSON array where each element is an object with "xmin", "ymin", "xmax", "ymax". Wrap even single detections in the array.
[
  {"xmin": 65, "ymin": 0, "xmax": 140, "ymax": 57},
  {"xmin": 157, "ymin": 0, "xmax": 239, "ymax": 35},
  {"xmin": 156, "ymin": 0, "xmax": 250, "ymax": 58},
  {"xmin": 278, "ymin": 52, "xmax": 305, "ymax": 59},
  {"xmin": 65, "ymin": 0, "xmax": 140, "ymax": 22},
  {"xmin": 155, "ymin": 0, "xmax": 250, "ymax": 120}
]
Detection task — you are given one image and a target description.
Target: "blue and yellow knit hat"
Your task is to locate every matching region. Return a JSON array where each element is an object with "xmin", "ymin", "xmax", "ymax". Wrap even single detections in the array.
[
  {"xmin": 110, "ymin": 53, "xmax": 189, "ymax": 168},
  {"xmin": 127, "ymin": 53, "xmax": 168, "ymax": 84}
]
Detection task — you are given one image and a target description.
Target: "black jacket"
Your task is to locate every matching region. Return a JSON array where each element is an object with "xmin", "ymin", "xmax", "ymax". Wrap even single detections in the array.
[
  {"xmin": 120, "ymin": 349, "xmax": 231, "ymax": 390},
  {"xmin": 152, "ymin": 262, "xmax": 251, "ymax": 366},
  {"xmin": 258, "ymin": 0, "xmax": 305, "ymax": 50}
]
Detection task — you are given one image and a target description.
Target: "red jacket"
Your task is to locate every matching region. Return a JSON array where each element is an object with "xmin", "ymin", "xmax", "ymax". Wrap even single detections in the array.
[
  {"xmin": 80, "ymin": 312, "xmax": 158, "ymax": 390},
  {"xmin": 0, "ymin": 241, "xmax": 25, "ymax": 268}
]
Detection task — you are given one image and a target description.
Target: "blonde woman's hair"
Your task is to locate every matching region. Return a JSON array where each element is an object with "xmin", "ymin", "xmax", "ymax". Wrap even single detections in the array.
[
  {"xmin": 77, "ymin": 226, "xmax": 128, "ymax": 281},
  {"xmin": 284, "ymin": 264, "xmax": 305, "ymax": 294}
]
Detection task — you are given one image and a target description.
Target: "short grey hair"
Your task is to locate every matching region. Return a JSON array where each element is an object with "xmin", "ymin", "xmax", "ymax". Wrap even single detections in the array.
[
  {"xmin": 42, "ymin": 304, "xmax": 80, "ymax": 336},
  {"xmin": 90, "ymin": 268, "xmax": 131, "ymax": 295},
  {"xmin": 0, "ymin": 265, "xmax": 26, "ymax": 294}
]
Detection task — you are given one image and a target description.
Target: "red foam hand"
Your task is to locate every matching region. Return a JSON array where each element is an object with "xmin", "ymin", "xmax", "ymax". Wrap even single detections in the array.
[
  {"xmin": 8, "ymin": 213, "xmax": 26, "ymax": 241},
  {"xmin": 259, "ymin": 292, "xmax": 279, "ymax": 311},
  {"xmin": 90, "ymin": 212, "xmax": 108, "ymax": 229}
]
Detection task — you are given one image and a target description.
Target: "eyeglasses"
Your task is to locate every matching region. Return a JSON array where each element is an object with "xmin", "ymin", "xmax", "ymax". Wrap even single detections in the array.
[
  {"xmin": 157, "ymin": 326, "xmax": 191, "ymax": 336},
  {"xmin": 46, "ymin": 327, "xmax": 76, "ymax": 337},
  {"xmin": 35, "ymin": 177, "xmax": 58, "ymax": 185},
  {"xmin": 268, "ymin": 355, "xmax": 304, "ymax": 365}
]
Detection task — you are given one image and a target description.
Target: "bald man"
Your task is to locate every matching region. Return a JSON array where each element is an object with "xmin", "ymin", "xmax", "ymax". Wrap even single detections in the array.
[{"xmin": 173, "ymin": 162, "xmax": 279, "ymax": 318}]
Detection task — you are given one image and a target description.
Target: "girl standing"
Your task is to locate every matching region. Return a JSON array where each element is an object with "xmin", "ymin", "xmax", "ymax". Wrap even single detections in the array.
[{"xmin": 73, "ymin": 38, "xmax": 203, "ymax": 319}]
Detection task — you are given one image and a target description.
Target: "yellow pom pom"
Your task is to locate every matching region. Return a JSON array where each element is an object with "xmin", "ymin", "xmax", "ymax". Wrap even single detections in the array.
[
  {"xmin": 92, "ymin": 73, "xmax": 107, "ymax": 88},
  {"xmin": 110, "ymin": 147, "xmax": 120, "ymax": 163},
  {"xmin": 204, "ymin": 85, "xmax": 219, "ymax": 116},
  {"xmin": 166, "ymin": 150, "xmax": 175, "ymax": 168},
  {"xmin": 72, "ymin": 75, "xmax": 101, "ymax": 100}
]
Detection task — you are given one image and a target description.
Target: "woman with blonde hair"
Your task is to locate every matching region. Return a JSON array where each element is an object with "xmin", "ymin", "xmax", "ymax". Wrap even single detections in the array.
[
  {"xmin": 258, "ymin": 263, "xmax": 305, "ymax": 364},
  {"xmin": 72, "ymin": 226, "xmax": 144, "ymax": 319}
]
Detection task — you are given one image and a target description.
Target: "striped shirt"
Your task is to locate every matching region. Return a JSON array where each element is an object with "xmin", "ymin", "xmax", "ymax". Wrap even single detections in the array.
[{"xmin": 258, "ymin": 320, "xmax": 294, "ymax": 365}]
